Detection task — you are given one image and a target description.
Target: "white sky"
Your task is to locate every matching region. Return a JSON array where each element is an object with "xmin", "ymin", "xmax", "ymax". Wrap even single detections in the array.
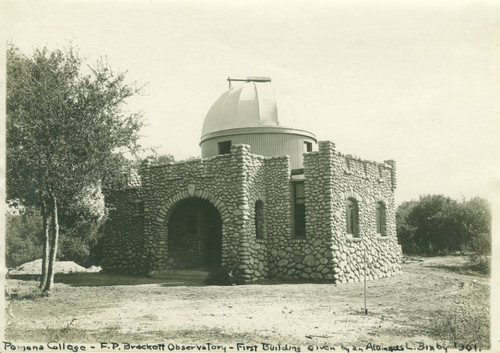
[{"xmin": 2, "ymin": 0, "xmax": 500, "ymax": 205}]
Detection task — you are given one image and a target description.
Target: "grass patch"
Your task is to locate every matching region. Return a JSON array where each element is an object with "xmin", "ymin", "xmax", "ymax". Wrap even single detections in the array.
[
  {"xmin": 432, "ymin": 304, "xmax": 489, "ymax": 349},
  {"xmin": 6, "ymin": 284, "xmax": 47, "ymax": 301},
  {"xmin": 424, "ymin": 264, "xmax": 489, "ymax": 278},
  {"xmin": 5, "ymin": 323, "xmax": 121, "ymax": 342}
]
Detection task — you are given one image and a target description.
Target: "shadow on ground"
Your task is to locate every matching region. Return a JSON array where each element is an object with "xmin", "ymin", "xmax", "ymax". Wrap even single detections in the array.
[
  {"xmin": 55, "ymin": 270, "xmax": 212, "ymax": 287},
  {"xmin": 10, "ymin": 270, "xmax": 323, "ymax": 288},
  {"xmin": 8, "ymin": 270, "xmax": 213, "ymax": 287},
  {"xmin": 422, "ymin": 264, "xmax": 489, "ymax": 278}
]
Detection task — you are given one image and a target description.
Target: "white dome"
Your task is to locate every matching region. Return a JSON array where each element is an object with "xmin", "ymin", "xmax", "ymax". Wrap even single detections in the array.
[
  {"xmin": 200, "ymin": 79, "xmax": 317, "ymax": 167},
  {"xmin": 202, "ymin": 81, "xmax": 285, "ymax": 139}
]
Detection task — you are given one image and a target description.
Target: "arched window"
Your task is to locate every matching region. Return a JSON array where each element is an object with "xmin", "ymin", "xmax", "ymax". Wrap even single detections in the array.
[
  {"xmin": 376, "ymin": 201, "xmax": 386, "ymax": 236},
  {"xmin": 255, "ymin": 200, "xmax": 265, "ymax": 239},
  {"xmin": 345, "ymin": 198, "xmax": 359, "ymax": 237}
]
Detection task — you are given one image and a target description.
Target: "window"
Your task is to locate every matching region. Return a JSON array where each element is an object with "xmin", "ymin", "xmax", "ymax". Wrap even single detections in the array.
[
  {"xmin": 292, "ymin": 181, "xmax": 306, "ymax": 238},
  {"xmin": 304, "ymin": 141, "xmax": 313, "ymax": 152},
  {"xmin": 255, "ymin": 200, "xmax": 264, "ymax": 239},
  {"xmin": 345, "ymin": 198, "xmax": 359, "ymax": 237},
  {"xmin": 218, "ymin": 140, "xmax": 232, "ymax": 155},
  {"xmin": 376, "ymin": 202, "xmax": 386, "ymax": 236}
]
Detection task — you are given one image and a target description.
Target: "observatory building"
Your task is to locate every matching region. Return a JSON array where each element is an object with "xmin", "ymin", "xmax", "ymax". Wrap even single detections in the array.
[{"xmin": 102, "ymin": 77, "xmax": 402, "ymax": 283}]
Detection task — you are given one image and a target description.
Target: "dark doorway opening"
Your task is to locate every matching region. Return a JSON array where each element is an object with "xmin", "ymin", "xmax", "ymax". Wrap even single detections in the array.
[{"xmin": 167, "ymin": 198, "xmax": 222, "ymax": 269}]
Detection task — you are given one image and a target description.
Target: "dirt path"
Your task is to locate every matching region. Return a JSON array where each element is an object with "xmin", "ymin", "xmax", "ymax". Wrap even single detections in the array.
[{"xmin": 4, "ymin": 256, "xmax": 489, "ymax": 348}]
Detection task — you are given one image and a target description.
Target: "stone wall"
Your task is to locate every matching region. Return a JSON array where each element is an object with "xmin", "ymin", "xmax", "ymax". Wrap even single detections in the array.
[
  {"xmin": 328, "ymin": 142, "xmax": 402, "ymax": 283},
  {"xmin": 101, "ymin": 187, "xmax": 144, "ymax": 274},
  {"xmin": 140, "ymin": 144, "xmax": 263, "ymax": 277},
  {"xmin": 101, "ymin": 141, "xmax": 402, "ymax": 283}
]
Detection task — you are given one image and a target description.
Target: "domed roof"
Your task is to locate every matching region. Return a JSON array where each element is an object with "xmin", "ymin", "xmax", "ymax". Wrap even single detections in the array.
[{"xmin": 202, "ymin": 79, "xmax": 292, "ymax": 139}]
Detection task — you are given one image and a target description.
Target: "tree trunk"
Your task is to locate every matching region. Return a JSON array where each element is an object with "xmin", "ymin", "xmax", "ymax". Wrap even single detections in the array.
[
  {"xmin": 43, "ymin": 195, "xmax": 59, "ymax": 294},
  {"xmin": 39, "ymin": 197, "xmax": 51, "ymax": 289}
]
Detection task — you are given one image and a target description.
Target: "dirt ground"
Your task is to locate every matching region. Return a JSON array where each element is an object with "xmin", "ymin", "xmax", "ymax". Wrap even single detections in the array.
[{"xmin": 3, "ymin": 256, "xmax": 490, "ymax": 349}]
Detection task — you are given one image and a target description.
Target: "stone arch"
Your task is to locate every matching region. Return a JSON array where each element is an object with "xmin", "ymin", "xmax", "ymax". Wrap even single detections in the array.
[
  {"xmin": 151, "ymin": 187, "xmax": 231, "ymax": 269},
  {"xmin": 342, "ymin": 190, "xmax": 362, "ymax": 202},
  {"xmin": 373, "ymin": 195, "xmax": 388, "ymax": 205},
  {"xmin": 153, "ymin": 187, "xmax": 230, "ymax": 228},
  {"xmin": 249, "ymin": 192, "xmax": 266, "ymax": 205}
]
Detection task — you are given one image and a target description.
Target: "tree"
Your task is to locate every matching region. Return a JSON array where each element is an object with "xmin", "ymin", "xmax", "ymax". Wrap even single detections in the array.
[
  {"xmin": 396, "ymin": 194, "xmax": 492, "ymax": 266},
  {"xmin": 397, "ymin": 195, "xmax": 458, "ymax": 254},
  {"xmin": 458, "ymin": 197, "xmax": 491, "ymax": 272},
  {"xmin": 395, "ymin": 200, "xmax": 418, "ymax": 254},
  {"xmin": 7, "ymin": 43, "xmax": 143, "ymax": 293}
]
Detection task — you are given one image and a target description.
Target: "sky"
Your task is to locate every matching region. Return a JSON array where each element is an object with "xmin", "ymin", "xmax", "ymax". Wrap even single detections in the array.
[{"xmin": 2, "ymin": 0, "xmax": 500, "ymax": 205}]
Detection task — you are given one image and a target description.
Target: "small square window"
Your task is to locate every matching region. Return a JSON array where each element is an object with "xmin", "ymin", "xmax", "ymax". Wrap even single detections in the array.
[
  {"xmin": 304, "ymin": 141, "xmax": 313, "ymax": 152},
  {"xmin": 218, "ymin": 141, "xmax": 232, "ymax": 155}
]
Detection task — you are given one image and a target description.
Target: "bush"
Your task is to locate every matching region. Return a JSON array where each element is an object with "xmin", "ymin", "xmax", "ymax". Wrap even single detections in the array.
[
  {"xmin": 205, "ymin": 266, "xmax": 243, "ymax": 285},
  {"xmin": 463, "ymin": 252, "xmax": 490, "ymax": 274}
]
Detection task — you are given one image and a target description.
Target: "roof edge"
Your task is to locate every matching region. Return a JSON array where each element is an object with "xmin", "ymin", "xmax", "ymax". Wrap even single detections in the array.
[{"xmin": 200, "ymin": 126, "xmax": 317, "ymax": 144}]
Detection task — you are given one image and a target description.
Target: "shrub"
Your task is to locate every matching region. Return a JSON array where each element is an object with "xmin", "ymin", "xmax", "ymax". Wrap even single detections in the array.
[
  {"xmin": 205, "ymin": 266, "xmax": 243, "ymax": 285},
  {"xmin": 463, "ymin": 251, "xmax": 490, "ymax": 274}
]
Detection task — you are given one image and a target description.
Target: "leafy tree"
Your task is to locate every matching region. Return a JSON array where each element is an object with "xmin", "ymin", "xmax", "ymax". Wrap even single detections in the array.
[
  {"xmin": 397, "ymin": 195, "xmax": 456, "ymax": 254},
  {"xmin": 396, "ymin": 195, "xmax": 492, "ymax": 270},
  {"xmin": 458, "ymin": 197, "xmax": 491, "ymax": 272},
  {"xmin": 7, "ymin": 43, "xmax": 143, "ymax": 293},
  {"xmin": 396, "ymin": 200, "xmax": 418, "ymax": 254},
  {"xmin": 148, "ymin": 153, "xmax": 176, "ymax": 165}
]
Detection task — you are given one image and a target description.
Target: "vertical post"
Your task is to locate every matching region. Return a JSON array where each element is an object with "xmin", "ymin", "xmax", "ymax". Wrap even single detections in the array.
[{"xmin": 364, "ymin": 246, "xmax": 368, "ymax": 315}]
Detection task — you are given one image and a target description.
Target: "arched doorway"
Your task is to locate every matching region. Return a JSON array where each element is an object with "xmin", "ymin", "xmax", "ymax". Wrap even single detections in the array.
[{"xmin": 167, "ymin": 198, "xmax": 222, "ymax": 269}]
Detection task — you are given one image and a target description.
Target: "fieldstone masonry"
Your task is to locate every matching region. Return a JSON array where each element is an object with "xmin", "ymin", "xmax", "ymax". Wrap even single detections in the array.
[{"xmin": 102, "ymin": 141, "xmax": 402, "ymax": 283}]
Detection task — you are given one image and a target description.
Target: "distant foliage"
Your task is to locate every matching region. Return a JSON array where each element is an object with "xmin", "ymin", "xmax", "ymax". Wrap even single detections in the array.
[
  {"xmin": 149, "ymin": 154, "xmax": 176, "ymax": 165},
  {"xmin": 6, "ymin": 209, "xmax": 43, "ymax": 268},
  {"xmin": 144, "ymin": 152, "xmax": 199, "ymax": 165},
  {"xmin": 396, "ymin": 195, "xmax": 491, "ymax": 272},
  {"xmin": 57, "ymin": 219, "xmax": 105, "ymax": 267},
  {"xmin": 6, "ymin": 206, "xmax": 105, "ymax": 268}
]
